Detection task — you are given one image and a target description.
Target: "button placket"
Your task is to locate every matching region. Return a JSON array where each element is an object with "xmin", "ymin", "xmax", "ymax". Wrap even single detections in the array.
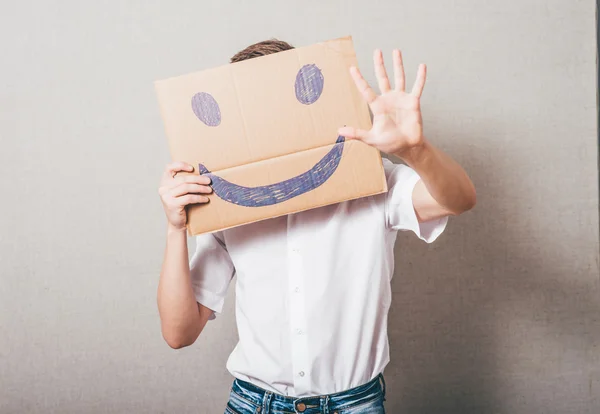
[{"xmin": 287, "ymin": 244, "xmax": 310, "ymax": 394}]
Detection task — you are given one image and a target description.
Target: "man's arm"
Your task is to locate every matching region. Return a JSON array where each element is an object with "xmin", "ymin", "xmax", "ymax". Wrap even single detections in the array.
[
  {"xmin": 158, "ymin": 225, "xmax": 213, "ymax": 349},
  {"xmin": 395, "ymin": 139, "xmax": 476, "ymax": 222},
  {"xmin": 157, "ymin": 162, "xmax": 214, "ymax": 349},
  {"xmin": 339, "ymin": 49, "xmax": 476, "ymax": 220}
]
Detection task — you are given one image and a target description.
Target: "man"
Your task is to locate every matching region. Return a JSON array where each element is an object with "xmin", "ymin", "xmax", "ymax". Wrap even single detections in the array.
[{"xmin": 157, "ymin": 39, "xmax": 475, "ymax": 414}]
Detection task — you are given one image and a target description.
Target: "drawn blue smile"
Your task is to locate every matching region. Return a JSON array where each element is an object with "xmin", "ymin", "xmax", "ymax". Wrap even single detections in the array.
[{"xmin": 198, "ymin": 135, "xmax": 345, "ymax": 207}]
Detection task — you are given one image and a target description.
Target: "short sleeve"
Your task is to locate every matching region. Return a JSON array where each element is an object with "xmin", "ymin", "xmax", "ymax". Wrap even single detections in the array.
[
  {"xmin": 189, "ymin": 231, "xmax": 235, "ymax": 320},
  {"xmin": 383, "ymin": 158, "xmax": 448, "ymax": 243}
]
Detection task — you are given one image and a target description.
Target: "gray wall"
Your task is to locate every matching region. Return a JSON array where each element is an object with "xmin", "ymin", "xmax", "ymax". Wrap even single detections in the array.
[{"xmin": 1, "ymin": 1, "xmax": 598, "ymax": 413}]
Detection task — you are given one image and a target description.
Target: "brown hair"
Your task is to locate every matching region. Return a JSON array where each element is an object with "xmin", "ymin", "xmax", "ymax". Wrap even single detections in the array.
[{"xmin": 230, "ymin": 39, "xmax": 294, "ymax": 63}]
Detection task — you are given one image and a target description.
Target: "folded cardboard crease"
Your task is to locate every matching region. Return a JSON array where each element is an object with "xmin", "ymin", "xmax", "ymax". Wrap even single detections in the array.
[{"xmin": 155, "ymin": 36, "xmax": 387, "ymax": 235}]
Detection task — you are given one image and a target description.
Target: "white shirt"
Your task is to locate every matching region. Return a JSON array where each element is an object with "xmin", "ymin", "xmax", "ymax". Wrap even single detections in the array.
[{"xmin": 189, "ymin": 159, "xmax": 448, "ymax": 397}]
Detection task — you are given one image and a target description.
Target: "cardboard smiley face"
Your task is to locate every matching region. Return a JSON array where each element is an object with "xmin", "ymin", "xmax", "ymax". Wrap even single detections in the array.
[{"xmin": 155, "ymin": 36, "xmax": 387, "ymax": 235}]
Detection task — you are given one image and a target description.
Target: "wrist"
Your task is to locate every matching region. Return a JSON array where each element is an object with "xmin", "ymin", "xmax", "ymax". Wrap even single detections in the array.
[
  {"xmin": 167, "ymin": 223, "xmax": 188, "ymax": 236},
  {"xmin": 393, "ymin": 137, "xmax": 430, "ymax": 166}
]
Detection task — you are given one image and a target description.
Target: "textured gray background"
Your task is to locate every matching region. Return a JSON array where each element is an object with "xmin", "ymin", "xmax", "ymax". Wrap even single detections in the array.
[{"xmin": 1, "ymin": 1, "xmax": 598, "ymax": 413}]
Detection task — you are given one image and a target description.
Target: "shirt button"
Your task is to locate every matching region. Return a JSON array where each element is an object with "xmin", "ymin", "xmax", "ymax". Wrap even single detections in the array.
[
  {"xmin": 296, "ymin": 329, "xmax": 303, "ymax": 335},
  {"xmin": 299, "ymin": 371, "xmax": 305, "ymax": 377},
  {"xmin": 294, "ymin": 287, "xmax": 300, "ymax": 293}
]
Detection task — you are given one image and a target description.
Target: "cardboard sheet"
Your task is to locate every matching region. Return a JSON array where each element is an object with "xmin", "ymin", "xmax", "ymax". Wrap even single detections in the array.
[{"xmin": 155, "ymin": 36, "xmax": 387, "ymax": 235}]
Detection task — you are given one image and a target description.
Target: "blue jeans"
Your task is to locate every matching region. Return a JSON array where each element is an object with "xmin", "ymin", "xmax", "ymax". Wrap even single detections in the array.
[{"xmin": 225, "ymin": 374, "xmax": 386, "ymax": 414}]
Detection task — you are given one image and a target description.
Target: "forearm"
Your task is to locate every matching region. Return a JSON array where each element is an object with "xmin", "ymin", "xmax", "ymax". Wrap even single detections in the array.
[
  {"xmin": 395, "ymin": 138, "xmax": 476, "ymax": 215},
  {"xmin": 157, "ymin": 225, "xmax": 204, "ymax": 348}
]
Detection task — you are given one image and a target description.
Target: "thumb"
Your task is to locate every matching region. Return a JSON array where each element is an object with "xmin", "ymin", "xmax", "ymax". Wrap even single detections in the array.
[{"xmin": 338, "ymin": 126, "xmax": 370, "ymax": 141}]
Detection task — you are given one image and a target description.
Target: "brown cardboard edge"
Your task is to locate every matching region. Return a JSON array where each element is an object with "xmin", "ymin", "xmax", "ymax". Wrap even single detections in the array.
[{"xmin": 154, "ymin": 34, "xmax": 382, "ymax": 236}]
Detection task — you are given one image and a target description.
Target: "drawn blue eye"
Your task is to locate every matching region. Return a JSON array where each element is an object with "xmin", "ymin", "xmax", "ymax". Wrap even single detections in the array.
[
  {"xmin": 191, "ymin": 92, "xmax": 221, "ymax": 127},
  {"xmin": 295, "ymin": 64, "xmax": 324, "ymax": 105}
]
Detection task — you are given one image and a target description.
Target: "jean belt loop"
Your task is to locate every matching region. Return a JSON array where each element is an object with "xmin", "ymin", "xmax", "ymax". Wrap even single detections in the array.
[
  {"xmin": 379, "ymin": 374, "xmax": 386, "ymax": 399},
  {"xmin": 321, "ymin": 394, "xmax": 330, "ymax": 414},
  {"xmin": 261, "ymin": 391, "xmax": 273, "ymax": 414}
]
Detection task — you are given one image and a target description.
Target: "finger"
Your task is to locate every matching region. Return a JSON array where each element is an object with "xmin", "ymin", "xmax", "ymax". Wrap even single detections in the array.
[
  {"xmin": 170, "ymin": 183, "xmax": 213, "ymax": 197},
  {"xmin": 163, "ymin": 161, "xmax": 194, "ymax": 179},
  {"xmin": 173, "ymin": 174, "xmax": 212, "ymax": 186},
  {"xmin": 338, "ymin": 126, "xmax": 370, "ymax": 141},
  {"xmin": 373, "ymin": 49, "xmax": 391, "ymax": 93},
  {"xmin": 411, "ymin": 64, "xmax": 427, "ymax": 98},
  {"xmin": 393, "ymin": 49, "xmax": 405, "ymax": 92},
  {"xmin": 162, "ymin": 174, "xmax": 210, "ymax": 192},
  {"xmin": 349, "ymin": 66, "xmax": 377, "ymax": 104},
  {"xmin": 174, "ymin": 194, "xmax": 210, "ymax": 206}
]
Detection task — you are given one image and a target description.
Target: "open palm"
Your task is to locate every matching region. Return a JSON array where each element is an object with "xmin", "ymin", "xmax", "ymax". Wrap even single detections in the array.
[{"xmin": 339, "ymin": 49, "xmax": 426, "ymax": 155}]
